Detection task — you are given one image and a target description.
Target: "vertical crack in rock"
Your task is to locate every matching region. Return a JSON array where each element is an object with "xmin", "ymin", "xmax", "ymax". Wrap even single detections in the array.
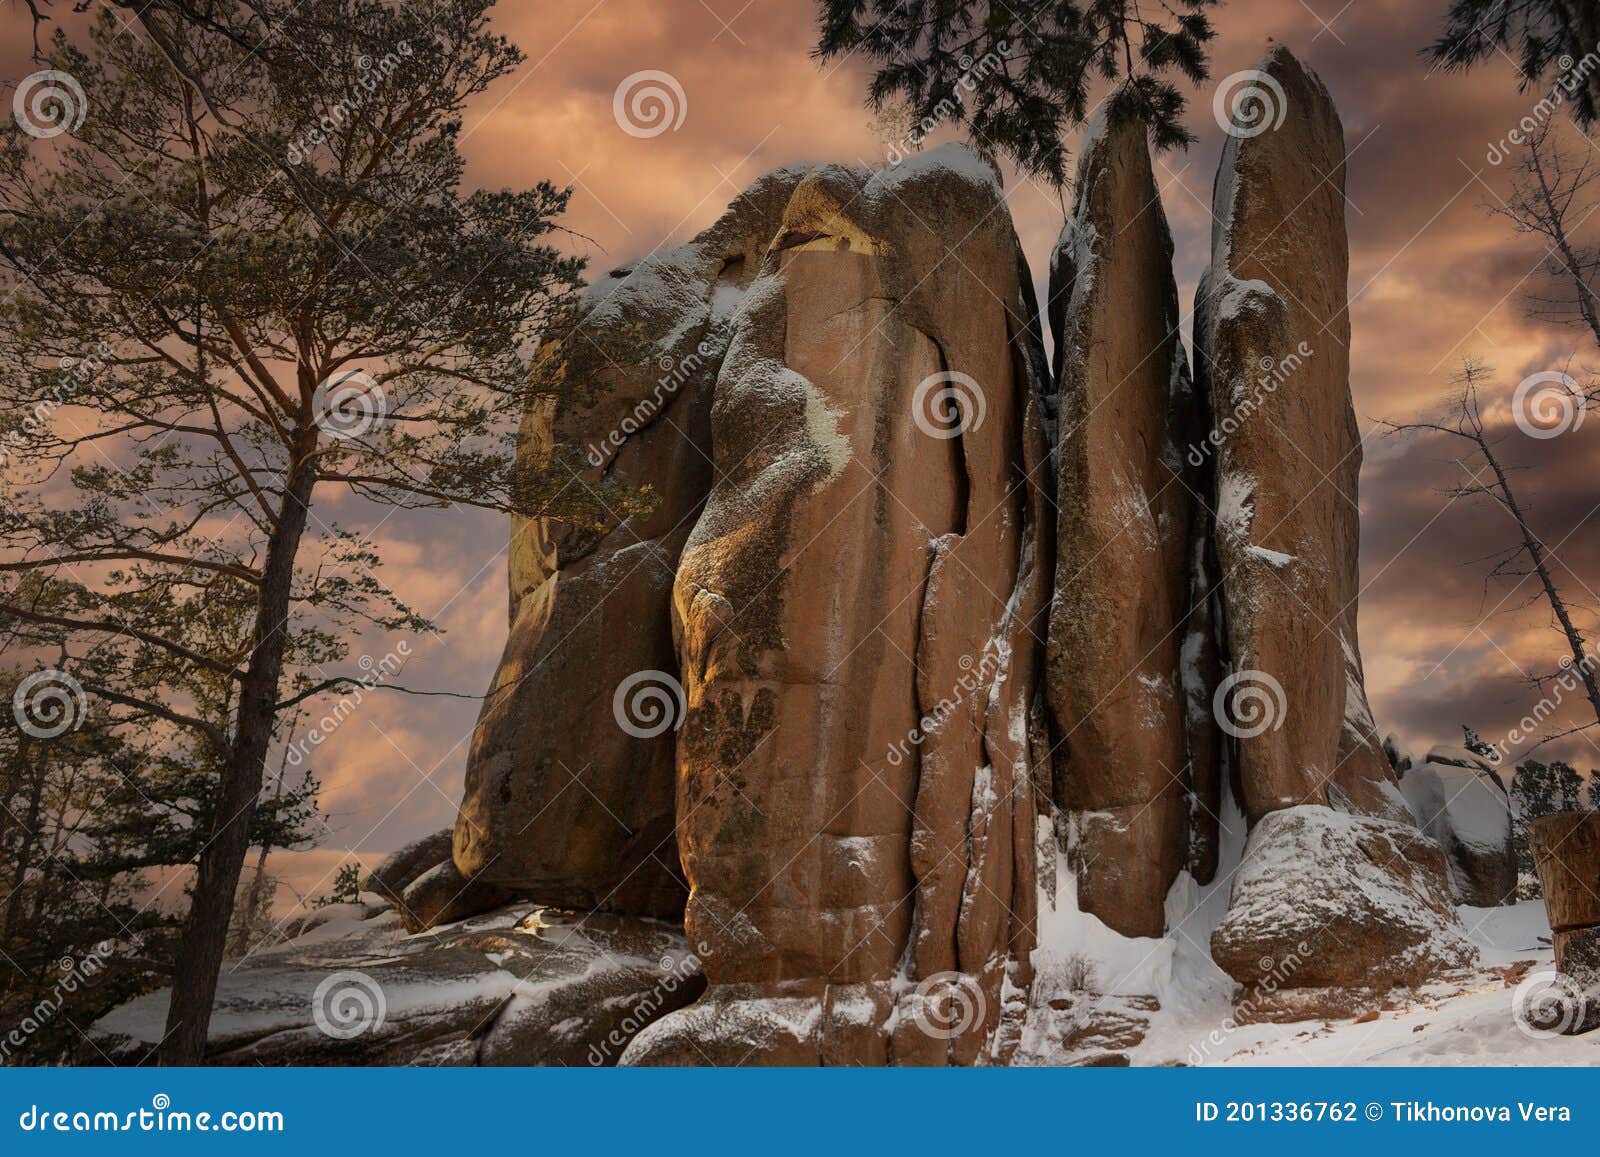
[{"xmin": 620, "ymin": 149, "xmax": 1048, "ymax": 1066}]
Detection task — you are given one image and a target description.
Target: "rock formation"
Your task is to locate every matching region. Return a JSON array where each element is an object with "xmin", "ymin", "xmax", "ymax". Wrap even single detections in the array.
[
  {"xmin": 630, "ymin": 149, "xmax": 1052, "ymax": 1066},
  {"xmin": 1195, "ymin": 48, "xmax": 1472, "ymax": 1005},
  {"xmin": 363, "ymin": 827, "xmax": 453, "ymax": 906},
  {"xmin": 1194, "ymin": 47, "xmax": 1404, "ymax": 826},
  {"xmin": 1046, "ymin": 111, "xmax": 1210, "ymax": 939},
  {"xmin": 1209, "ymin": 805, "xmax": 1475, "ymax": 1001},
  {"xmin": 452, "ymin": 171, "xmax": 807, "ymax": 919},
  {"xmin": 1400, "ymin": 745, "xmax": 1517, "ymax": 907},
  {"xmin": 91, "ymin": 47, "xmax": 1494, "ymax": 1066},
  {"xmin": 447, "ymin": 50, "xmax": 1469, "ymax": 1056}
]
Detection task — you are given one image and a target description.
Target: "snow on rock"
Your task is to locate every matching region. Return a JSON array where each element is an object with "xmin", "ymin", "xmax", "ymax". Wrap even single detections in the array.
[
  {"xmin": 1156, "ymin": 902, "xmax": 1581, "ymax": 1066},
  {"xmin": 88, "ymin": 905, "xmax": 701, "ymax": 1066},
  {"xmin": 1211, "ymin": 805, "xmax": 1478, "ymax": 995},
  {"xmin": 1402, "ymin": 757, "xmax": 1517, "ymax": 907}
]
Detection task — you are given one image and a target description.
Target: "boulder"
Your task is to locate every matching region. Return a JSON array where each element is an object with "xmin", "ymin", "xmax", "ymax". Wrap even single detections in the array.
[
  {"xmin": 452, "ymin": 169, "xmax": 806, "ymax": 918},
  {"xmin": 88, "ymin": 905, "xmax": 699, "ymax": 1065},
  {"xmin": 1531, "ymin": 811, "xmax": 1600, "ymax": 931},
  {"xmin": 364, "ymin": 828, "xmax": 452, "ymax": 904},
  {"xmin": 629, "ymin": 146, "xmax": 1052, "ymax": 1065},
  {"xmin": 1045, "ymin": 109, "xmax": 1208, "ymax": 937},
  {"xmin": 1400, "ymin": 756, "xmax": 1517, "ymax": 906},
  {"xmin": 398, "ymin": 860, "xmax": 514, "ymax": 934},
  {"xmin": 1211, "ymin": 805, "xmax": 1477, "ymax": 996},
  {"xmin": 1196, "ymin": 46, "xmax": 1406, "ymax": 825}
]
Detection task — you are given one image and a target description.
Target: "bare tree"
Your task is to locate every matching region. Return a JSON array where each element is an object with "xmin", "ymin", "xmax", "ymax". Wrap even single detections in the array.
[
  {"xmin": 1491, "ymin": 121, "xmax": 1600, "ymax": 350},
  {"xmin": 1380, "ymin": 357, "xmax": 1600, "ymax": 746}
]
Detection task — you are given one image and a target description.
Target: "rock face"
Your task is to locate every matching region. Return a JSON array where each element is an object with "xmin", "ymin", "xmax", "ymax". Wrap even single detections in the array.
[
  {"xmin": 1195, "ymin": 48, "xmax": 1469, "ymax": 1009},
  {"xmin": 453, "ymin": 171, "xmax": 806, "ymax": 918},
  {"xmin": 398, "ymin": 859, "xmax": 514, "ymax": 934},
  {"xmin": 88, "ymin": 905, "xmax": 701, "ymax": 1065},
  {"xmin": 630, "ymin": 148, "xmax": 1052, "ymax": 1066},
  {"xmin": 1195, "ymin": 47, "xmax": 1404, "ymax": 826},
  {"xmin": 1400, "ymin": 747, "xmax": 1517, "ymax": 907},
  {"xmin": 1046, "ymin": 111, "xmax": 1209, "ymax": 938},
  {"xmin": 1531, "ymin": 813, "xmax": 1600, "ymax": 1035}
]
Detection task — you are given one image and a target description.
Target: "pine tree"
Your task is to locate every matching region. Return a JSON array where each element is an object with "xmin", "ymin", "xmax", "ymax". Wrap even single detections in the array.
[
  {"xmin": 314, "ymin": 863, "xmax": 362, "ymax": 909},
  {"xmin": 1428, "ymin": 0, "xmax": 1600, "ymax": 126},
  {"xmin": 0, "ymin": 0, "xmax": 619, "ymax": 1062},
  {"xmin": 813, "ymin": 0, "xmax": 1218, "ymax": 185}
]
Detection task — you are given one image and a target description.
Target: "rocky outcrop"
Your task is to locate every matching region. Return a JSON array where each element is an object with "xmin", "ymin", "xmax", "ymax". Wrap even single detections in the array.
[
  {"xmin": 88, "ymin": 905, "xmax": 701, "ymax": 1065},
  {"xmin": 1195, "ymin": 47, "xmax": 1469, "ymax": 1011},
  {"xmin": 1400, "ymin": 747, "xmax": 1517, "ymax": 907},
  {"xmin": 452, "ymin": 171, "xmax": 809, "ymax": 919},
  {"xmin": 627, "ymin": 148, "xmax": 1052, "ymax": 1066},
  {"xmin": 398, "ymin": 860, "xmax": 514, "ymax": 934},
  {"xmin": 364, "ymin": 828, "xmax": 452, "ymax": 906},
  {"xmin": 1045, "ymin": 111, "xmax": 1209, "ymax": 938},
  {"xmin": 422, "ymin": 47, "xmax": 1475, "ymax": 1063},
  {"xmin": 1533, "ymin": 812, "xmax": 1600, "ymax": 932}
]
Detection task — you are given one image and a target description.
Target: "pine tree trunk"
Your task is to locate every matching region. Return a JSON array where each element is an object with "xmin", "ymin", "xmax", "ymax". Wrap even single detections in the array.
[
  {"xmin": 159, "ymin": 447, "xmax": 317, "ymax": 1065},
  {"xmin": 2, "ymin": 742, "xmax": 47, "ymax": 944}
]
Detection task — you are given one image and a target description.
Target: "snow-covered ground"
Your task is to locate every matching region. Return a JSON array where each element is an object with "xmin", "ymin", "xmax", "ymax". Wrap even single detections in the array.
[
  {"xmin": 1027, "ymin": 788, "xmax": 1595, "ymax": 1067},
  {"xmin": 1133, "ymin": 901, "xmax": 1593, "ymax": 1066}
]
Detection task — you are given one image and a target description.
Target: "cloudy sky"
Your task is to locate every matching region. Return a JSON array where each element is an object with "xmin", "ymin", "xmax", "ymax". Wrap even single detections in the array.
[{"xmin": 7, "ymin": 0, "xmax": 1600, "ymax": 910}]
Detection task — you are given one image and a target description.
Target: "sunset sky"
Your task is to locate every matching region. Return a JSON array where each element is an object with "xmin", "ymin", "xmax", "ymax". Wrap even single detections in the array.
[{"xmin": 7, "ymin": 0, "xmax": 1600, "ymax": 912}]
